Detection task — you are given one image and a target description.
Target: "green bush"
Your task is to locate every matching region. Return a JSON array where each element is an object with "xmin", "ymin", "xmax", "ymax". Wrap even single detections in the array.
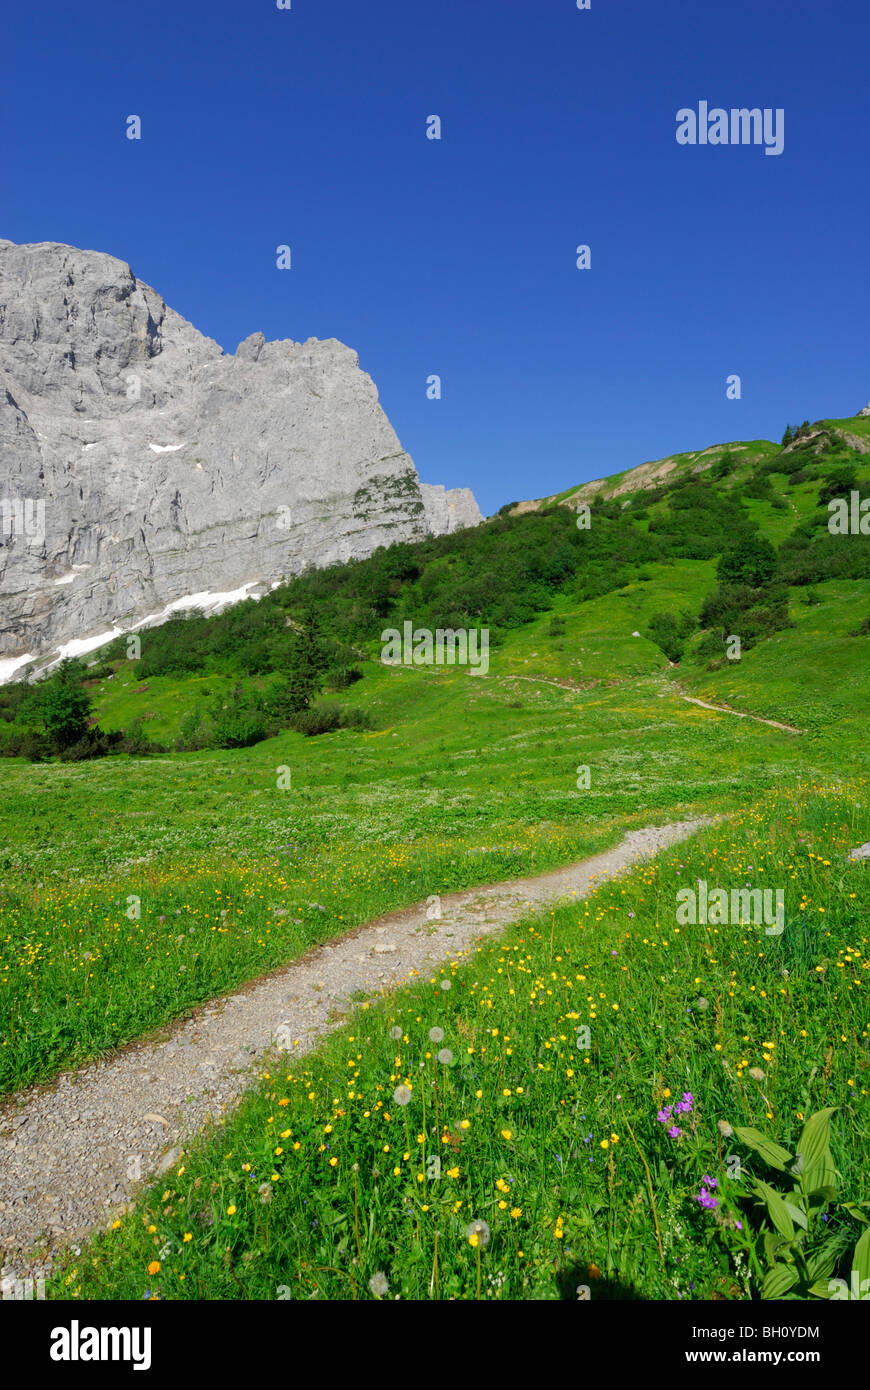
[
  {"xmin": 292, "ymin": 702, "xmax": 374, "ymax": 736},
  {"xmin": 37, "ymin": 661, "xmax": 93, "ymax": 752},
  {"xmin": 644, "ymin": 609, "xmax": 695, "ymax": 663},
  {"xmin": 717, "ymin": 535, "xmax": 778, "ymax": 588}
]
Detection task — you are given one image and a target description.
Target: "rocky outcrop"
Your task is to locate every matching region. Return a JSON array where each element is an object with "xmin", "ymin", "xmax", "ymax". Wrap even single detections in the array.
[
  {"xmin": 420, "ymin": 483, "xmax": 483, "ymax": 535},
  {"xmin": 0, "ymin": 240, "xmax": 481, "ymax": 669}
]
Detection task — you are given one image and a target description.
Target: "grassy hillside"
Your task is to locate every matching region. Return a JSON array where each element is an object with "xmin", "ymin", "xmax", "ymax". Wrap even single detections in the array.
[{"xmin": 2, "ymin": 411, "xmax": 869, "ymax": 1302}]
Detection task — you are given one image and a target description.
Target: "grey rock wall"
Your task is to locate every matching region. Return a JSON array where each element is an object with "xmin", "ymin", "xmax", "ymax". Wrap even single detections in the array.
[{"xmin": 0, "ymin": 240, "xmax": 482, "ymax": 669}]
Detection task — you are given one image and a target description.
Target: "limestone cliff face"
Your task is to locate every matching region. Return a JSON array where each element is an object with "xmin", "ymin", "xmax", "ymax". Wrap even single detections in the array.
[
  {"xmin": 0, "ymin": 240, "xmax": 482, "ymax": 668},
  {"xmin": 420, "ymin": 483, "xmax": 484, "ymax": 535}
]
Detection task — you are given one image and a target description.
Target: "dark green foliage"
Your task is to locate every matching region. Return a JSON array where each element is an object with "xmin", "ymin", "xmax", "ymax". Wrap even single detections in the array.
[
  {"xmin": 644, "ymin": 610, "xmax": 695, "ymax": 663},
  {"xmin": 37, "ymin": 661, "xmax": 94, "ymax": 752},
  {"xmin": 779, "ymin": 511, "xmax": 870, "ymax": 585},
  {"xmin": 817, "ymin": 468, "xmax": 858, "ymax": 508},
  {"xmin": 699, "ymin": 583, "xmax": 792, "ymax": 650},
  {"xmin": 278, "ymin": 511, "xmax": 600, "ymax": 643},
  {"xmin": 323, "ymin": 664, "xmax": 363, "ymax": 691},
  {"xmin": 291, "ymin": 702, "xmax": 374, "ymax": 736},
  {"xmin": 743, "ymin": 470, "xmax": 774, "ymax": 500},
  {"xmin": 175, "ymin": 685, "xmax": 269, "ymax": 752},
  {"xmin": 647, "ymin": 481, "xmax": 750, "ymax": 562},
  {"xmin": 0, "ymin": 659, "xmax": 169, "ymax": 761},
  {"xmin": 110, "ymin": 599, "xmax": 294, "ymax": 678},
  {"xmin": 116, "ymin": 718, "xmax": 168, "ymax": 756},
  {"xmin": 717, "ymin": 535, "xmax": 778, "ymax": 588},
  {"xmin": 711, "ymin": 451, "xmax": 737, "ymax": 479},
  {"xmin": 59, "ymin": 728, "xmax": 124, "ymax": 762}
]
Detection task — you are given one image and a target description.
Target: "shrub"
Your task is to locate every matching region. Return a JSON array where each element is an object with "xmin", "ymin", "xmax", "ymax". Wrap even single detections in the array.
[
  {"xmin": 117, "ymin": 718, "xmax": 168, "ymax": 756},
  {"xmin": 324, "ymin": 665, "xmax": 364, "ymax": 691},
  {"xmin": 817, "ymin": 470, "xmax": 858, "ymax": 508},
  {"xmin": 19, "ymin": 731, "xmax": 51, "ymax": 762},
  {"xmin": 37, "ymin": 661, "xmax": 93, "ymax": 752},
  {"xmin": 59, "ymin": 728, "xmax": 123, "ymax": 762},
  {"xmin": 292, "ymin": 702, "xmax": 374, "ymax": 736},
  {"xmin": 292, "ymin": 702, "xmax": 343, "ymax": 736},
  {"xmin": 644, "ymin": 610, "xmax": 695, "ymax": 663},
  {"xmin": 717, "ymin": 535, "xmax": 778, "ymax": 588}
]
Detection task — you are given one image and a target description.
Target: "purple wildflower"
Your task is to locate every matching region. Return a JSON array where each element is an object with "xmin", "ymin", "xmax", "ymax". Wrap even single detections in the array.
[{"xmin": 694, "ymin": 1190, "xmax": 719, "ymax": 1210}]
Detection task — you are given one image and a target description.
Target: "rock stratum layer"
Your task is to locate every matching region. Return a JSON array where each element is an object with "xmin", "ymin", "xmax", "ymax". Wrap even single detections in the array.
[{"xmin": 0, "ymin": 239, "xmax": 482, "ymax": 668}]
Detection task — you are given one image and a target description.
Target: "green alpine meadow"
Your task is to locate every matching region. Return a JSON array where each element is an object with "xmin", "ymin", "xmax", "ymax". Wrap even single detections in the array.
[{"xmin": 3, "ymin": 415, "xmax": 869, "ymax": 1302}]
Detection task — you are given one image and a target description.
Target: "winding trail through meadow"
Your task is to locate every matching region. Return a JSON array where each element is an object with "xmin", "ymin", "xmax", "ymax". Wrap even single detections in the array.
[
  {"xmin": 676, "ymin": 692, "xmax": 803, "ymax": 734},
  {"xmin": 0, "ymin": 815, "xmax": 710, "ymax": 1284}
]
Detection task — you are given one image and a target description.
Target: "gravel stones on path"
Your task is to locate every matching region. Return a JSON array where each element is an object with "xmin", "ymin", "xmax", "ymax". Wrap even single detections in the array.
[{"xmin": 0, "ymin": 817, "xmax": 709, "ymax": 1279}]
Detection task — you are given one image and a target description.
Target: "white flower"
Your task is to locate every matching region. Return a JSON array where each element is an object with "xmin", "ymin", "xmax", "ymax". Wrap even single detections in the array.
[
  {"xmin": 368, "ymin": 1271, "xmax": 389, "ymax": 1298},
  {"xmin": 428, "ymin": 1026, "xmax": 444, "ymax": 1043},
  {"xmin": 393, "ymin": 1085, "xmax": 412, "ymax": 1106}
]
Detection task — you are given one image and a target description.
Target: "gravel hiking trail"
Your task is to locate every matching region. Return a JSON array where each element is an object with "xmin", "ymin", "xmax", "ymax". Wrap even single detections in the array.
[
  {"xmin": 0, "ymin": 816, "xmax": 710, "ymax": 1281},
  {"xmin": 677, "ymin": 693, "xmax": 803, "ymax": 734}
]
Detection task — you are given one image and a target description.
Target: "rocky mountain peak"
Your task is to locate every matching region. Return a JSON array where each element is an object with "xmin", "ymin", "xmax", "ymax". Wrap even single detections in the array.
[{"xmin": 0, "ymin": 239, "xmax": 482, "ymax": 674}]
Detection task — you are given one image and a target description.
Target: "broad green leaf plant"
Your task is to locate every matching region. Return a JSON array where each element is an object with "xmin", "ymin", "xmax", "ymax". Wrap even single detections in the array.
[{"xmin": 729, "ymin": 1108, "xmax": 870, "ymax": 1299}]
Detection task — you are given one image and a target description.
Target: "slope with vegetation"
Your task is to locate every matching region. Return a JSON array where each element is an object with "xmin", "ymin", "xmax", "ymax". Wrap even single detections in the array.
[{"xmin": 1, "ymin": 410, "xmax": 869, "ymax": 1301}]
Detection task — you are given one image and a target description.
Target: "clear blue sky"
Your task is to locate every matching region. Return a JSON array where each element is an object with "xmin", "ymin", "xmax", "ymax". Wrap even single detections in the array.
[{"xmin": 5, "ymin": 0, "xmax": 869, "ymax": 515}]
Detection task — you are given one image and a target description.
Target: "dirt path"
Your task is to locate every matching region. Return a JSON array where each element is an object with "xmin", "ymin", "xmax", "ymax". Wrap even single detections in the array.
[
  {"xmin": 505, "ymin": 673, "xmax": 599, "ymax": 693},
  {"xmin": 505, "ymin": 670, "xmax": 803, "ymax": 735},
  {"xmin": 677, "ymin": 692, "xmax": 803, "ymax": 734},
  {"xmin": 0, "ymin": 816, "xmax": 709, "ymax": 1280}
]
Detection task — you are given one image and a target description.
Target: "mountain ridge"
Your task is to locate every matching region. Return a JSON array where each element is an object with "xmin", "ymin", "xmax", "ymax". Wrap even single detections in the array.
[{"xmin": 508, "ymin": 416, "xmax": 870, "ymax": 515}]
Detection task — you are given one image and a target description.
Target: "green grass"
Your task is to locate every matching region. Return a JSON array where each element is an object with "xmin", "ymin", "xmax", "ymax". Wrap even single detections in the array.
[
  {"xmin": 677, "ymin": 577, "xmax": 870, "ymax": 736},
  {"xmin": 1, "ymin": 648, "xmax": 813, "ymax": 1093},
  {"xmin": 2, "ymin": 544, "xmax": 868, "ymax": 1095},
  {"xmin": 4, "ymin": 417, "xmax": 870, "ymax": 1302},
  {"xmin": 49, "ymin": 784, "xmax": 869, "ymax": 1301},
  {"xmin": 90, "ymin": 669, "xmax": 244, "ymax": 742}
]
